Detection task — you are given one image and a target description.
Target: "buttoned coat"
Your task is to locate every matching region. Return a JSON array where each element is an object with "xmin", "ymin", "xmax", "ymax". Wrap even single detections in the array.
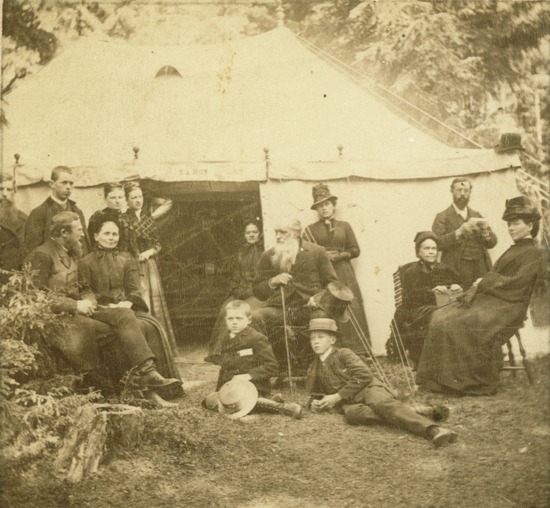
[
  {"xmin": 305, "ymin": 347, "xmax": 384, "ymax": 402},
  {"xmin": 215, "ymin": 326, "xmax": 279, "ymax": 396},
  {"xmin": 253, "ymin": 240, "xmax": 337, "ymax": 307},
  {"xmin": 432, "ymin": 205, "xmax": 497, "ymax": 282},
  {"xmin": 24, "ymin": 197, "xmax": 91, "ymax": 256}
]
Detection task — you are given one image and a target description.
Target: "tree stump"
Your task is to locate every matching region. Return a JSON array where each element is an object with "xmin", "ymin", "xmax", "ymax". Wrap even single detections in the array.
[{"xmin": 55, "ymin": 403, "xmax": 144, "ymax": 482}]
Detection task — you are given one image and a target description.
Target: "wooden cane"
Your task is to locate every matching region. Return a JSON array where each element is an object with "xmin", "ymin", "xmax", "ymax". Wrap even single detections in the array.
[{"xmin": 279, "ymin": 286, "xmax": 294, "ymax": 395}]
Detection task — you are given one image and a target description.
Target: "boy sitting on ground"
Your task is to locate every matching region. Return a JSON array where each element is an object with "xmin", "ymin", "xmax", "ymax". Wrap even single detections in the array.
[
  {"xmin": 202, "ymin": 300, "xmax": 302, "ymax": 419},
  {"xmin": 306, "ymin": 318, "xmax": 457, "ymax": 447}
]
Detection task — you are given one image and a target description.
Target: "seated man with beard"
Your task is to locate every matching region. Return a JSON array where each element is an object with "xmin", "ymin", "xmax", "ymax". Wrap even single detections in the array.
[
  {"xmin": 26, "ymin": 212, "xmax": 181, "ymax": 398},
  {"xmin": 251, "ymin": 217, "xmax": 338, "ymax": 372},
  {"xmin": 0, "ymin": 174, "xmax": 27, "ymax": 284}
]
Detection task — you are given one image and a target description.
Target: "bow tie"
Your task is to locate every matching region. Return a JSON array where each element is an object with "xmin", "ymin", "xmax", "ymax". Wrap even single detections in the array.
[{"xmin": 324, "ymin": 220, "xmax": 335, "ymax": 233}]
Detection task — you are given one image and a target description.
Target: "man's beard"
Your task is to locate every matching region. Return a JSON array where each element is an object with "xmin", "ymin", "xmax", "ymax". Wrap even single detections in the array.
[
  {"xmin": 453, "ymin": 196, "xmax": 469, "ymax": 210},
  {"xmin": 0, "ymin": 199, "xmax": 19, "ymax": 225},
  {"xmin": 271, "ymin": 237, "xmax": 299, "ymax": 273},
  {"xmin": 66, "ymin": 237, "xmax": 83, "ymax": 259}
]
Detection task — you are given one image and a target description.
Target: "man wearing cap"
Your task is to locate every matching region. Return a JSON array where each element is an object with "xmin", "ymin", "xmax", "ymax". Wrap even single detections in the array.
[
  {"xmin": 24, "ymin": 166, "xmax": 91, "ymax": 257},
  {"xmin": 251, "ymin": 217, "xmax": 337, "ymax": 372},
  {"xmin": 0, "ymin": 174, "xmax": 27, "ymax": 284},
  {"xmin": 418, "ymin": 196, "xmax": 545, "ymax": 395},
  {"xmin": 306, "ymin": 318, "xmax": 457, "ymax": 447},
  {"xmin": 432, "ymin": 177, "xmax": 497, "ymax": 289}
]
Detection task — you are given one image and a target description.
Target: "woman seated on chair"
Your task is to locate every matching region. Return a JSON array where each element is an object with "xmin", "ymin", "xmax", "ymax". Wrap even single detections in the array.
[
  {"xmin": 79, "ymin": 217, "xmax": 184, "ymax": 401},
  {"xmin": 416, "ymin": 197, "xmax": 546, "ymax": 396},
  {"xmin": 396, "ymin": 231, "xmax": 460, "ymax": 364}
]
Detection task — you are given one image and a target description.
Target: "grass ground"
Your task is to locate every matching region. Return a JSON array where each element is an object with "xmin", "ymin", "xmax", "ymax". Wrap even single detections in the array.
[{"xmin": 2, "ymin": 350, "xmax": 549, "ymax": 508}]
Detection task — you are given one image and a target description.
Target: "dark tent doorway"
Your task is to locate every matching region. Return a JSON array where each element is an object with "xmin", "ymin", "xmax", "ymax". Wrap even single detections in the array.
[{"xmin": 143, "ymin": 181, "xmax": 262, "ymax": 346}]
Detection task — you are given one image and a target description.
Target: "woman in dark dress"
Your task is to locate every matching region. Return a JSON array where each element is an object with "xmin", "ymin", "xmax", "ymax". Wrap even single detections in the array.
[
  {"xmin": 79, "ymin": 219, "xmax": 184, "ymax": 402},
  {"xmin": 397, "ymin": 231, "xmax": 460, "ymax": 364},
  {"xmin": 206, "ymin": 219, "xmax": 264, "ymax": 362},
  {"xmin": 416, "ymin": 197, "xmax": 546, "ymax": 395},
  {"xmin": 88, "ymin": 182, "xmax": 136, "ymax": 256},
  {"xmin": 123, "ymin": 182, "xmax": 177, "ymax": 353},
  {"xmin": 304, "ymin": 184, "xmax": 370, "ymax": 355}
]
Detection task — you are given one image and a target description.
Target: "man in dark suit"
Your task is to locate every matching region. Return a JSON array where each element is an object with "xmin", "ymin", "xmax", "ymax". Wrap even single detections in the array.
[
  {"xmin": 0, "ymin": 174, "xmax": 27, "ymax": 284},
  {"xmin": 24, "ymin": 166, "xmax": 91, "ymax": 257},
  {"xmin": 26, "ymin": 212, "xmax": 180, "ymax": 395},
  {"xmin": 432, "ymin": 177, "xmax": 497, "ymax": 289},
  {"xmin": 251, "ymin": 217, "xmax": 337, "ymax": 371}
]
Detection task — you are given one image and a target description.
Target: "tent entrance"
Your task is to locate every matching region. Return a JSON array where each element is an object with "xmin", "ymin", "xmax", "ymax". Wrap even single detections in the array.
[{"xmin": 150, "ymin": 182, "xmax": 262, "ymax": 346}]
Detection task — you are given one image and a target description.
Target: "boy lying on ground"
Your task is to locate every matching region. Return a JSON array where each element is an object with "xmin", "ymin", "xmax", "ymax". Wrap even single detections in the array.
[{"xmin": 305, "ymin": 318, "xmax": 457, "ymax": 447}]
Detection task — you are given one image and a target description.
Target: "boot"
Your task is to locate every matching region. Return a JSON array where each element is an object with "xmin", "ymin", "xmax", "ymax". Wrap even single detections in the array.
[
  {"xmin": 255, "ymin": 397, "xmax": 303, "ymax": 419},
  {"xmin": 410, "ymin": 403, "xmax": 450, "ymax": 422},
  {"xmin": 137, "ymin": 359, "xmax": 182, "ymax": 389}
]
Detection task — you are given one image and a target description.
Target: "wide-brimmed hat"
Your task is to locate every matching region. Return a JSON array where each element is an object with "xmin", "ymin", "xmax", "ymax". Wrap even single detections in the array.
[
  {"xmin": 312, "ymin": 281, "xmax": 354, "ymax": 322},
  {"xmin": 307, "ymin": 318, "xmax": 341, "ymax": 336},
  {"xmin": 218, "ymin": 379, "xmax": 258, "ymax": 419},
  {"xmin": 502, "ymin": 196, "xmax": 540, "ymax": 221},
  {"xmin": 494, "ymin": 133, "xmax": 524, "ymax": 153},
  {"xmin": 311, "ymin": 183, "xmax": 338, "ymax": 210},
  {"xmin": 414, "ymin": 231, "xmax": 439, "ymax": 253}
]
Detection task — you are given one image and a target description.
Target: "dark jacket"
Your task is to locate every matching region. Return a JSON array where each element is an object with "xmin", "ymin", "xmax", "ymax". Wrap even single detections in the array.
[
  {"xmin": 24, "ymin": 197, "xmax": 91, "ymax": 256},
  {"xmin": 253, "ymin": 240, "xmax": 337, "ymax": 307},
  {"xmin": 303, "ymin": 219, "xmax": 360, "ymax": 264},
  {"xmin": 229, "ymin": 243, "xmax": 264, "ymax": 300},
  {"xmin": 306, "ymin": 347, "xmax": 382, "ymax": 402},
  {"xmin": 78, "ymin": 249, "xmax": 148, "ymax": 312},
  {"xmin": 401, "ymin": 261, "xmax": 459, "ymax": 309},
  {"xmin": 26, "ymin": 239, "xmax": 83, "ymax": 314},
  {"xmin": 215, "ymin": 326, "xmax": 279, "ymax": 396},
  {"xmin": 432, "ymin": 205, "xmax": 497, "ymax": 277},
  {"xmin": 0, "ymin": 209, "xmax": 27, "ymax": 281}
]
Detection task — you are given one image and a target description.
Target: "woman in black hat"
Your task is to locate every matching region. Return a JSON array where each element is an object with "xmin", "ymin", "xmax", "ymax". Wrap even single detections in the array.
[
  {"xmin": 304, "ymin": 184, "xmax": 370, "ymax": 356},
  {"xmin": 396, "ymin": 232, "xmax": 460, "ymax": 364},
  {"xmin": 416, "ymin": 197, "xmax": 546, "ymax": 395}
]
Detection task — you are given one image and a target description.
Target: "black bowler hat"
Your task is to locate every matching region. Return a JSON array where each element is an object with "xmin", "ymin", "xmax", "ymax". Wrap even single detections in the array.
[{"xmin": 494, "ymin": 133, "xmax": 524, "ymax": 153}]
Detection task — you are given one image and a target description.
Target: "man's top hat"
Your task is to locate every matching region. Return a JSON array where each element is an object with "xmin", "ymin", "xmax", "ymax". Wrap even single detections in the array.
[
  {"xmin": 307, "ymin": 318, "xmax": 341, "ymax": 335},
  {"xmin": 218, "ymin": 379, "xmax": 258, "ymax": 419},
  {"xmin": 494, "ymin": 133, "xmax": 524, "ymax": 153},
  {"xmin": 502, "ymin": 196, "xmax": 540, "ymax": 221},
  {"xmin": 311, "ymin": 183, "xmax": 338, "ymax": 210},
  {"xmin": 312, "ymin": 281, "xmax": 354, "ymax": 322}
]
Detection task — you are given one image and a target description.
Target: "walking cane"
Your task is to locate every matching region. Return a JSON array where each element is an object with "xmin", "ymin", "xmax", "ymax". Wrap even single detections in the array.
[{"xmin": 279, "ymin": 286, "xmax": 294, "ymax": 395}]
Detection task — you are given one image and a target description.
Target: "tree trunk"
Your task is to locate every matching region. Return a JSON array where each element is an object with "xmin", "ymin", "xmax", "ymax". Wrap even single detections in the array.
[{"xmin": 55, "ymin": 403, "xmax": 144, "ymax": 482}]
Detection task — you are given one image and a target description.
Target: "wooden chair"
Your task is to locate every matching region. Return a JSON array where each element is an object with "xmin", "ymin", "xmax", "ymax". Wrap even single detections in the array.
[{"xmin": 500, "ymin": 320, "xmax": 535, "ymax": 385}]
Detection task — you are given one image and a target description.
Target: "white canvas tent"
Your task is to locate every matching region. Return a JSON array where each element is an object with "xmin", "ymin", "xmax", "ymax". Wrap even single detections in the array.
[{"xmin": 3, "ymin": 27, "xmax": 532, "ymax": 354}]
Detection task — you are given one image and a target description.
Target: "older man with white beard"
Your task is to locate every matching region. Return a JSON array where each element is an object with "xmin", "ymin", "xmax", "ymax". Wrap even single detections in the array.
[
  {"xmin": 0, "ymin": 174, "xmax": 28, "ymax": 284},
  {"xmin": 251, "ymin": 218, "xmax": 338, "ymax": 372}
]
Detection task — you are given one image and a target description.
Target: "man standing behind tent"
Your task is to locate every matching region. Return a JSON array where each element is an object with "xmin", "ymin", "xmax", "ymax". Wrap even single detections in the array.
[
  {"xmin": 24, "ymin": 166, "xmax": 91, "ymax": 256},
  {"xmin": 0, "ymin": 174, "xmax": 27, "ymax": 284},
  {"xmin": 432, "ymin": 177, "xmax": 497, "ymax": 289},
  {"xmin": 251, "ymin": 217, "xmax": 337, "ymax": 371}
]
